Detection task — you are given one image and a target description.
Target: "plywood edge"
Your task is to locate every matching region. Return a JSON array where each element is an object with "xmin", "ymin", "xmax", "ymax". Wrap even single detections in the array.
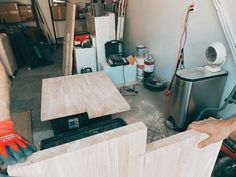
[
  {"xmin": 8, "ymin": 122, "xmax": 147, "ymax": 175},
  {"xmin": 146, "ymin": 130, "xmax": 221, "ymax": 153},
  {"xmin": 41, "ymin": 71, "xmax": 105, "ymax": 83},
  {"xmin": 40, "ymin": 80, "xmax": 47, "ymax": 121},
  {"xmin": 87, "ymin": 100, "xmax": 131, "ymax": 119}
]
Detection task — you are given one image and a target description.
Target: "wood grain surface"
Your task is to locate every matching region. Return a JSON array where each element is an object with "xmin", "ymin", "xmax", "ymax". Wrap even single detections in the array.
[
  {"xmin": 8, "ymin": 122, "xmax": 147, "ymax": 177},
  {"xmin": 144, "ymin": 130, "xmax": 221, "ymax": 177},
  {"xmin": 8, "ymin": 122, "xmax": 221, "ymax": 177},
  {"xmin": 41, "ymin": 71, "xmax": 130, "ymax": 121}
]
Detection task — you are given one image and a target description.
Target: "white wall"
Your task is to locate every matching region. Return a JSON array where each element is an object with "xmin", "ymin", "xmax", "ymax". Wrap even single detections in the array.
[{"xmin": 125, "ymin": 0, "xmax": 236, "ymax": 117}]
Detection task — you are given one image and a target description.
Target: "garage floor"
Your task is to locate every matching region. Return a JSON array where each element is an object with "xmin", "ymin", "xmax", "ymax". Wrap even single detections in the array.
[{"xmin": 10, "ymin": 46, "xmax": 175, "ymax": 146}]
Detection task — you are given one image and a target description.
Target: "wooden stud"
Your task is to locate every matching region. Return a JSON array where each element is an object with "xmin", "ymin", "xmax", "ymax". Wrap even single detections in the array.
[{"xmin": 63, "ymin": 2, "xmax": 76, "ymax": 76}]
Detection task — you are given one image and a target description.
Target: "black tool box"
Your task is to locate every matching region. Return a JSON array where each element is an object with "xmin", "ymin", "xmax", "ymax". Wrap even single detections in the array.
[
  {"xmin": 41, "ymin": 118, "xmax": 127, "ymax": 150},
  {"xmin": 50, "ymin": 113, "xmax": 112, "ymax": 135},
  {"xmin": 105, "ymin": 40, "xmax": 129, "ymax": 67}
]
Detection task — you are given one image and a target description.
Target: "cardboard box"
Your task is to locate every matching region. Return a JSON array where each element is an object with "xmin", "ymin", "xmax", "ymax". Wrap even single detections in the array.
[
  {"xmin": 51, "ymin": 5, "xmax": 66, "ymax": 20},
  {"xmin": 0, "ymin": 3, "xmax": 21, "ymax": 23},
  {"xmin": 19, "ymin": 5, "xmax": 34, "ymax": 22}
]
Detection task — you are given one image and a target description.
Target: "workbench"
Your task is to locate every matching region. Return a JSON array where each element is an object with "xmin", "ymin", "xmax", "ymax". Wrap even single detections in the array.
[{"xmin": 41, "ymin": 71, "xmax": 130, "ymax": 122}]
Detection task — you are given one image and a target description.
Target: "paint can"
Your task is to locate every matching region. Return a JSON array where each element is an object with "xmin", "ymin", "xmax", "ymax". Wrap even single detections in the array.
[
  {"xmin": 136, "ymin": 57, "xmax": 145, "ymax": 80},
  {"xmin": 136, "ymin": 45, "xmax": 147, "ymax": 80}
]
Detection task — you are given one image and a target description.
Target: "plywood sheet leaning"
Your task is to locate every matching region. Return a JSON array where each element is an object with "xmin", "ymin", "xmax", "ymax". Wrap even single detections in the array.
[
  {"xmin": 8, "ymin": 122, "xmax": 147, "ymax": 177},
  {"xmin": 143, "ymin": 130, "xmax": 222, "ymax": 177},
  {"xmin": 41, "ymin": 72, "xmax": 130, "ymax": 121},
  {"xmin": 63, "ymin": 2, "xmax": 76, "ymax": 76}
]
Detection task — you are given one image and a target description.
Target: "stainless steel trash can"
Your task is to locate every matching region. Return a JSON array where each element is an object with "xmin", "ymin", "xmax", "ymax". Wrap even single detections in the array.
[{"xmin": 169, "ymin": 66, "xmax": 228, "ymax": 131}]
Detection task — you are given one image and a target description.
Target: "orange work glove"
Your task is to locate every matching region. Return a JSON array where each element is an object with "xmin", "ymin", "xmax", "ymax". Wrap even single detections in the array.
[{"xmin": 0, "ymin": 120, "xmax": 36, "ymax": 165}]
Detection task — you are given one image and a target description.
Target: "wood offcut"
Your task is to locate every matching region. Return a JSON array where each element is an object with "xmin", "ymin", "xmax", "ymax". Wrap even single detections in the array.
[{"xmin": 62, "ymin": 2, "xmax": 76, "ymax": 76}]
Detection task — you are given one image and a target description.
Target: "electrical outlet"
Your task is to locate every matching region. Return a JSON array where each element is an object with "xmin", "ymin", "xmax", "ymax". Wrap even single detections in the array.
[{"xmin": 190, "ymin": 2, "xmax": 197, "ymax": 12}]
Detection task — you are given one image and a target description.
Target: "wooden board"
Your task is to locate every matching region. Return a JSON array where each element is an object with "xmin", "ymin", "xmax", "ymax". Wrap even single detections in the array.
[
  {"xmin": 11, "ymin": 111, "xmax": 33, "ymax": 143},
  {"xmin": 7, "ymin": 122, "xmax": 221, "ymax": 177},
  {"xmin": 8, "ymin": 122, "xmax": 147, "ymax": 177},
  {"xmin": 144, "ymin": 130, "xmax": 222, "ymax": 177},
  {"xmin": 41, "ymin": 72, "xmax": 130, "ymax": 121},
  {"xmin": 62, "ymin": 2, "xmax": 76, "ymax": 76}
]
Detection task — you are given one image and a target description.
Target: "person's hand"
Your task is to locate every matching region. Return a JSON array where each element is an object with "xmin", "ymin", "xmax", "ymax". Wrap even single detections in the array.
[
  {"xmin": 0, "ymin": 120, "xmax": 37, "ymax": 165},
  {"xmin": 188, "ymin": 118, "xmax": 232, "ymax": 148}
]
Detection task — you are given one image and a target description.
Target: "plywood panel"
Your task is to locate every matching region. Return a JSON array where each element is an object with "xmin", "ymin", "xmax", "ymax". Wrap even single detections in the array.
[
  {"xmin": 63, "ymin": 2, "xmax": 76, "ymax": 76},
  {"xmin": 144, "ymin": 130, "xmax": 221, "ymax": 177},
  {"xmin": 41, "ymin": 72, "xmax": 130, "ymax": 121},
  {"xmin": 8, "ymin": 122, "xmax": 147, "ymax": 177}
]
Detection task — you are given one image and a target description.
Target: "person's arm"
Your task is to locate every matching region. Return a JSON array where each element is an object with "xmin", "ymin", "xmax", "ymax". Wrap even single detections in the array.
[
  {"xmin": 0, "ymin": 61, "xmax": 36, "ymax": 166},
  {"xmin": 188, "ymin": 115, "xmax": 236, "ymax": 148}
]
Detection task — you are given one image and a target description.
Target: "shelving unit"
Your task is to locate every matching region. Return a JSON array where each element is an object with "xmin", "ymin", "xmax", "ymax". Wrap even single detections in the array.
[
  {"xmin": 48, "ymin": 0, "xmax": 88, "ymax": 46},
  {"xmin": 0, "ymin": 2, "xmax": 36, "ymax": 25}
]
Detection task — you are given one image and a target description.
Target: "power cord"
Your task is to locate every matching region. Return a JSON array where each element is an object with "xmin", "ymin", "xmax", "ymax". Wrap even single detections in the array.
[
  {"xmin": 119, "ymin": 65, "xmax": 139, "ymax": 96},
  {"xmin": 165, "ymin": 5, "xmax": 194, "ymax": 96}
]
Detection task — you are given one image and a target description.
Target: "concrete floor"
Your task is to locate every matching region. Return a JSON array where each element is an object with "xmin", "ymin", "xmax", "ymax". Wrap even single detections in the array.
[
  {"xmin": 10, "ymin": 46, "xmax": 175, "ymax": 146},
  {"xmin": 10, "ymin": 47, "xmax": 63, "ymax": 147},
  {"xmin": 115, "ymin": 85, "xmax": 176, "ymax": 143}
]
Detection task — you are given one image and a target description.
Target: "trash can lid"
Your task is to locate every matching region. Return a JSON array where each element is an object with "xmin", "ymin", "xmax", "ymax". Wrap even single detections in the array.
[{"xmin": 176, "ymin": 66, "xmax": 228, "ymax": 82}]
